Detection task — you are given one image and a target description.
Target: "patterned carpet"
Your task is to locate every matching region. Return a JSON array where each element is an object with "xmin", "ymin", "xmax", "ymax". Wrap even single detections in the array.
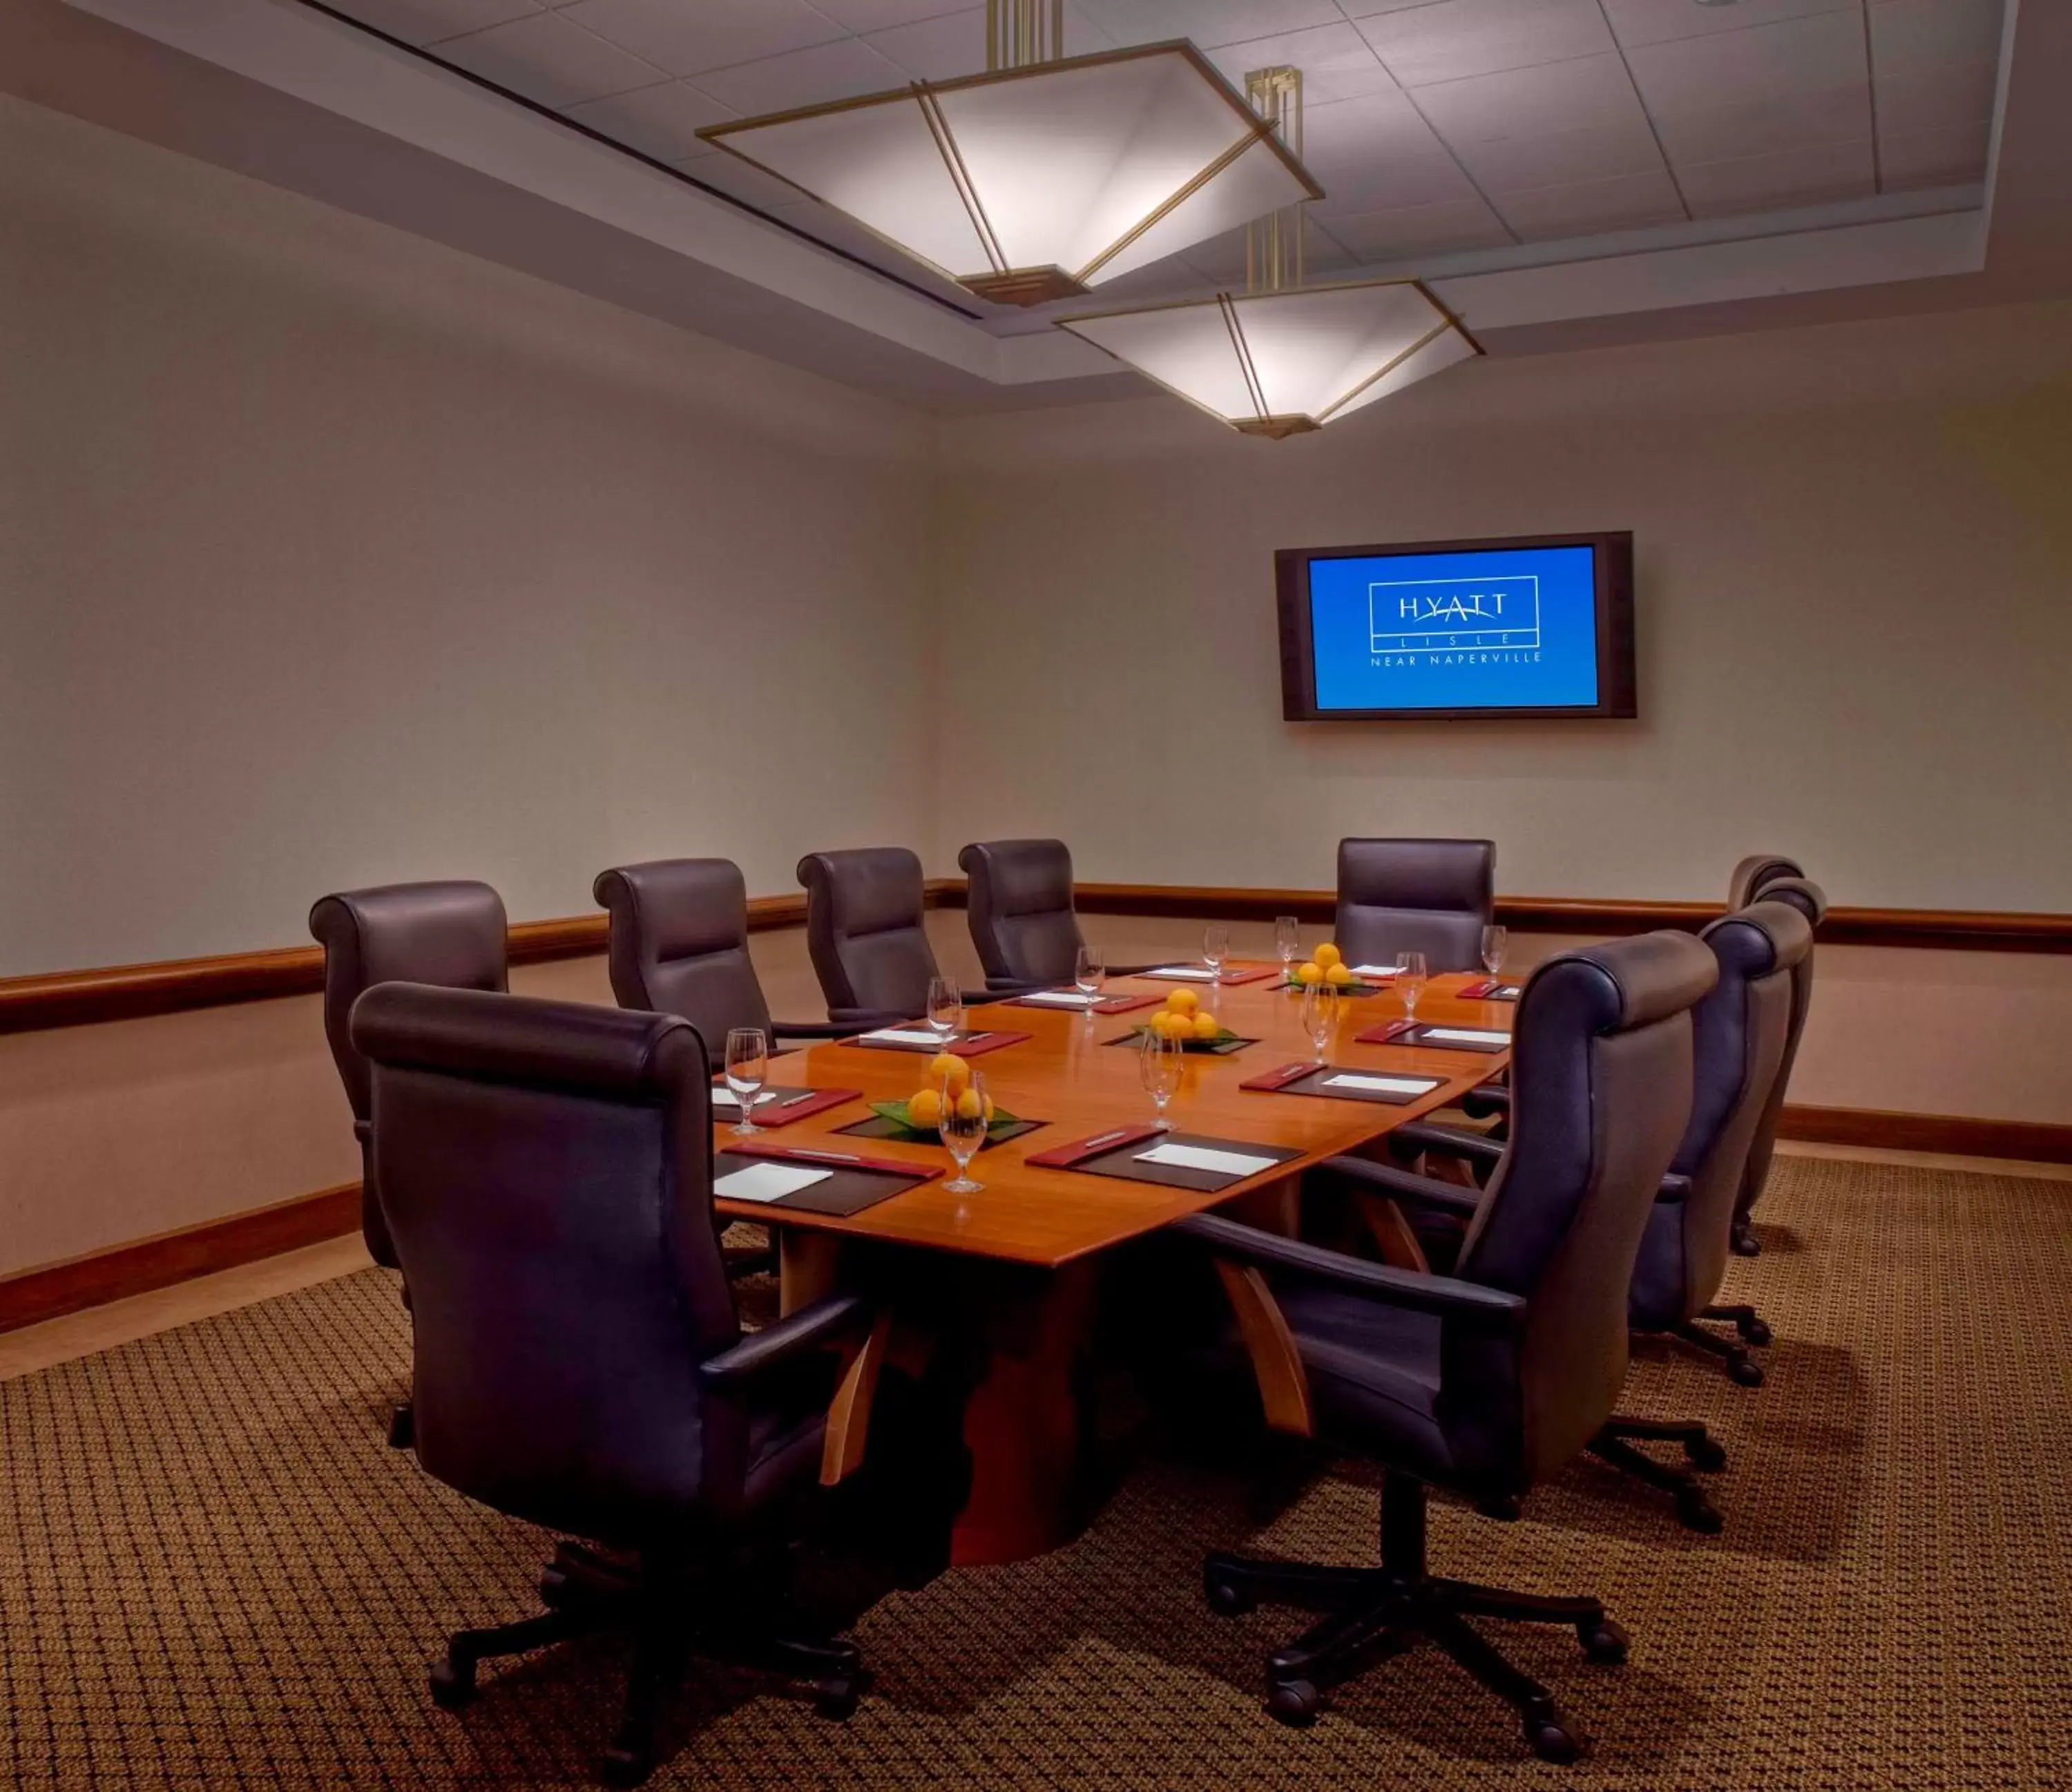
[{"xmin": 4, "ymin": 1156, "xmax": 2069, "ymax": 1789}]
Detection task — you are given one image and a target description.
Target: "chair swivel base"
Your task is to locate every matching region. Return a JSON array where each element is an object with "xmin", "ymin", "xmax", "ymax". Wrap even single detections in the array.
[
  {"xmin": 1671, "ymin": 1307, "xmax": 1770, "ymax": 1386},
  {"xmin": 1202, "ymin": 1474, "xmax": 1624, "ymax": 1764},
  {"xmin": 428, "ymin": 1551, "xmax": 868, "ymax": 1786},
  {"xmin": 1590, "ymin": 1418, "xmax": 1725, "ymax": 1534},
  {"xmin": 1729, "ymin": 1220, "xmax": 1761, "ymax": 1258}
]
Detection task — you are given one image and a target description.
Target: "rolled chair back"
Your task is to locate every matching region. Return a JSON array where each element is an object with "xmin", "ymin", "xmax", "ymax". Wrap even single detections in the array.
[
  {"xmin": 1452, "ymin": 931, "xmax": 1717, "ymax": 1483},
  {"xmin": 1726, "ymin": 853, "xmax": 1803, "ymax": 911},
  {"xmin": 958, "ymin": 838, "xmax": 1086, "ymax": 986},
  {"xmin": 1334, "ymin": 838, "xmax": 1495, "ymax": 972},
  {"xmin": 308, "ymin": 880, "xmax": 508, "ymax": 1268},
  {"xmin": 594, "ymin": 858, "xmax": 774, "ymax": 1061},
  {"xmin": 352, "ymin": 986, "xmax": 745, "ymax": 1545},
  {"xmin": 796, "ymin": 846, "xmax": 941, "ymax": 1022},
  {"xmin": 1735, "ymin": 876, "xmax": 1828, "ymax": 1232}
]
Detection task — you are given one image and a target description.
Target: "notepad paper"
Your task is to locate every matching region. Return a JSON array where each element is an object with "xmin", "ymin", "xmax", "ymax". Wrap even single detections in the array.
[
  {"xmin": 710, "ymin": 1089, "xmax": 774, "ymax": 1108},
  {"xmin": 1147, "ymin": 966, "xmax": 1218, "ymax": 981},
  {"xmin": 713, "ymin": 1163, "xmax": 832, "ymax": 1203},
  {"xmin": 859, "ymin": 1027, "xmax": 946, "ymax": 1046},
  {"xmin": 1422, "ymin": 1027, "xmax": 1511, "ymax": 1046},
  {"xmin": 1021, "ymin": 990, "xmax": 1096, "ymax": 1007},
  {"xmin": 1348, "ymin": 964, "xmax": 1404, "ymax": 978},
  {"xmin": 1135, "ymin": 1143, "xmax": 1281, "ymax": 1177},
  {"xmin": 1323, "ymin": 1074, "xmax": 1441, "ymax": 1096}
]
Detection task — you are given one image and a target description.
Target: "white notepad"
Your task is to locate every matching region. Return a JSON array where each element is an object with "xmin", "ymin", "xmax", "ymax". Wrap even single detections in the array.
[
  {"xmin": 1021, "ymin": 989, "xmax": 1097, "ymax": 1007},
  {"xmin": 1348, "ymin": 964, "xmax": 1404, "ymax": 978},
  {"xmin": 1146, "ymin": 966, "xmax": 1218, "ymax": 981},
  {"xmin": 1135, "ymin": 1142, "xmax": 1281, "ymax": 1178},
  {"xmin": 858, "ymin": 1027, "xmax": 947, "ymax": 1046},
  {"xmin": 1421, "ymin": 1027, "xmax": 1511, "ymax": 1046},
  {"xmin": 710, "ymin": 1088, "xmax": 774, "ymax": 1109},
  {"xmin": 1323, "ymin": 1074, "xmax": 1441, "ymax": 1096},
  {"xmin": 713, "ymin": 1163, "xmax": 831, "ymax": 1203}
]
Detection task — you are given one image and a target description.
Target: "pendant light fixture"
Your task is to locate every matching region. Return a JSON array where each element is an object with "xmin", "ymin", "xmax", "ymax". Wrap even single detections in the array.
[
  {"xmin": 696, "ymin": 2, "xmax": 1320, "ymax": 307},
  {"xmin": 1056, "ymin": 68, "xmax": 1481, "ymax": 437}
]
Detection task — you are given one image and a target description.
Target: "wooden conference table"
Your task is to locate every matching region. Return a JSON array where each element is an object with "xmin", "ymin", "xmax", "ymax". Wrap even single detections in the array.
[{"xmin": 713, "ymin": 965, "xmax": 1513, "ymax": 1565}]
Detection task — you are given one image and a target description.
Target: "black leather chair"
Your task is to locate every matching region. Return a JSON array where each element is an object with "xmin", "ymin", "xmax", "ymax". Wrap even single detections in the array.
[
  {"xmin": 958, "ymin": 839, "xmax": 1082, "ymax": 992},
  {"xmin": 1726, "ymin": 852, "xmax": 1803, "ymax": 912},
  {"xmin": 1180, "ymin": 931, "xmax": 1715, "ymax": 1759},
  {"xmin": 593, "ymin": 858, "xmax": 852, "ymax": 1057},
  {"xmin": 352, "ymin": 984, "xmax": 879, "ymax": 1786},
  {"xmin": 1334, "ymin": 837, "xmax": 1495, "ymax": 972},
  {"xmin": 796, "ymin": 846, "xmax": 988, "ymax": 1025},
  {"xmin": 1731, "ymin": 872, "xmax": 1828, "ymax": 1255}
]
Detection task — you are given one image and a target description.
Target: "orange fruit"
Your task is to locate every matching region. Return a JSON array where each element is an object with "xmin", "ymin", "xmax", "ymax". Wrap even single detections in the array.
[
  {"xmin": 981, "ymin": 1094, "xmax": 996, "ymax": 1123},
  {"xmin": 1294, "ymin": 962, "xmax": 1323, "ymax": 986},
  {"xmin": 1167, "ymin": 987, "xmax": 1200, "ymax": 1016},
  {"xmin": 1191, "ymin": 1013, "xmax": 1220, "ymax": 1041},
  {"xmin": 1325, "ymin": 962, "xmax": 1353, "ymax": 987},
  {"xmin": 954, "ymin": 1088, "xmax": 985, "ymax": 1121},
  {"xmin": 905, "ymin": 1087, "xmax": 943, "ymax": 1127},
  {"xmin": 928, "ymin": 1051, "xmax": 970, "ymax": 1092},
  {"xmin": 1314, "ymin": 942, "xmax": 1343, "ymax": 970}
]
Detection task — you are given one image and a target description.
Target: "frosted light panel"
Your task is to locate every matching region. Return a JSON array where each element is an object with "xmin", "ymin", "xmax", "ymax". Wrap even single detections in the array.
[
  {"xmin": 1325, "ymin": 327, "xmax": 1478, "ymax": 423},
  {"xmin": 1231, "ymin": 284, "xmax": 1440, "ymax": 418},
  {"xmin": 1064, "ymin": 304, "xmax": 1260, "ymax": 420}
]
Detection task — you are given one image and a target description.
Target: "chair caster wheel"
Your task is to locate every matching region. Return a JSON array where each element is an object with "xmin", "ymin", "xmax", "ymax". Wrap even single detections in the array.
[
  {"xmin": 1577, "ymin": 1617, "xmax": 1628, "ymax": 1665},
  {"xmin": 1728, "ymin": 1357, "xmax": 1766, "ymax": 1389},
  {"xmin": 598, "ymin": 1744, "xmax": 654, "ymax": 1787},
  {"xmin": 812, "ymin": 1669, "xmax": 872, "ymax": 1721},
  {"xmin": 1675, "ymin": 1489, "xmax": 1725, "ymax": 1536},
  {"xmin": 1740, "ymin": 1317, "xmax": 1772, "ymax": 1348},
  {"xmin": 1526, "ymin": 1716, "xmax": 1582, "ymax": 1763},
  {"xmin": 387, "ymin": 1404, "xmax": 414, "ymax": 1450},
  {"xmin": 1685, "ymin": 1434, "xmax": 1727, "ymax": 1472},
  {"xmin": 1730, "ymin": 1229, "xmax": 1761, "ymax": 1258},
  {"xmin": 1476, "ymin": 1495, "xmax": 1523, "ymax": 1522},
  {"xmin": 428, "ymin": 1657, "xmax": 475, "ymax": 1710},
  {"xmin": 1205, "ymin": 1572, "xmax": 1254, "ymax": 1617},
  {"xmin": 1266, "ymin": 1679, "xmax": 1320, "ymax": 1727}
]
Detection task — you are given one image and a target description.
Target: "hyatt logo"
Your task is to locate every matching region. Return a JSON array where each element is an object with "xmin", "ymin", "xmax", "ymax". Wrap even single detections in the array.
[{"xmin": 1369, "ymin": 575, "xmax": 1542, "ymax": 654}]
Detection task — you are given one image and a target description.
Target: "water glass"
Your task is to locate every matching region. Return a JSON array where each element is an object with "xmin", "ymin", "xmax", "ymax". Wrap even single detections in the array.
[
  {"xmin": 1203, "ymin": 923, "xmax": 1231, "ymax": 980},
  {"xmin": 1274, "ymin": 915, "xmax": 1301, "ymax": 973},
  {"xmin": 1300, "ymin": 982, "xmax": 1334, "ymax": 1062},
  {"xmin": 940, "ymin": 1069, "xmax": 988, "ymax": 1194},
  {"xmin": 926, "ymin": 974, "xmax": 962, "ymax": 1042},
  {"xmin": 1480, "ymin": 925, "xmax": 1508, "ymax": 980},
  {"xmin": 1394, "ymin": 951, "xmax": 1429, "ymax": 1024},
  {"xmin": 1073, "ymin": 944, "xmax": 1105, "ymax": 1007},
  {"xmin": 1139, "ymin": 1027, "xmax": 1184, "ymax": 1130},
  {"xmin": 722, "ymin": 1026, "xmax": 768, "ymax": 1137}
]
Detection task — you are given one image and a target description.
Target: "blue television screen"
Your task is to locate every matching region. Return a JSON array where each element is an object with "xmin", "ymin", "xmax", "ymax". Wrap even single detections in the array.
[{"xmin": 1278, "ymin": 532, "xmax": 1635, "ymax": 720}]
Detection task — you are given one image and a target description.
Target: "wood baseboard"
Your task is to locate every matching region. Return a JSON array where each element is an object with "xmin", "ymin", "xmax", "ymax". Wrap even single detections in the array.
[
  {"xmin": 0, "ymin": 1183, "xmax": 364, "ymax": 1335},
  {"xmin": 1778, "ymin": 1105, "xmax": 2072, "ymax": 1165}
]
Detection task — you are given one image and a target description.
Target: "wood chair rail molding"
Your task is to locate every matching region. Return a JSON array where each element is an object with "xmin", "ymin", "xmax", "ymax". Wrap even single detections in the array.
[{"xmin": 3, "ymin": 879, "xmax": 2066, "ymax": 1036}]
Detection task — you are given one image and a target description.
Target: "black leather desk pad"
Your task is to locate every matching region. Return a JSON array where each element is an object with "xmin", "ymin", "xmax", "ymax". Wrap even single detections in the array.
[
  {"xmin": 1401, "ymin": 1024, "xmax": 1510, "ymax": 1054},
  {"xmin": 834, "ymin": 1114, "xmax": 1045, "ymax": 1151},
  {"xmin": 1248, "ymin": 1065, "xmax": 1444, "ymax": 1105},
  {"xmin": 711, "ymin": 1152, "xmax": 934, "ymax": 1217},
  {"xmin": 1065, "ymin": 1132, "xmax": 1303, "ymax": 1194},
  {"xmin": 1102, "ymin": 1031, "xmax": 1259, "ymax": 1056}
]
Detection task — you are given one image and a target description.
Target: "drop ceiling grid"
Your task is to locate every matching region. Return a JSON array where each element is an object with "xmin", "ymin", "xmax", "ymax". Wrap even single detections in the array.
[{"xmin": 309, "ymin": 0, "xmax": 2005, "ymax": 299}]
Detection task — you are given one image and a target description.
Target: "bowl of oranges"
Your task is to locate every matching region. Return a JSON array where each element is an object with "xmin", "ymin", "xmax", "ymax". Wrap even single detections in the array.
[
  {"xmin": 870, "ymin": 1051, "xmax": 1023, "ymax": 1139},
  {"xmin": 1128, "ymin": 986, "xmax": 1243, "ymax": 1052},
  {"xmin": 1283, "ymin": 942, "xmax": 1387, "ymax": 997}
]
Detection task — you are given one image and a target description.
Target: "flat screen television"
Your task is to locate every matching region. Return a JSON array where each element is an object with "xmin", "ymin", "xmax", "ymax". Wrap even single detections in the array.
[{"xmin": 1276, "ymin": 531, "xmax": 1635, "ymax": 721}]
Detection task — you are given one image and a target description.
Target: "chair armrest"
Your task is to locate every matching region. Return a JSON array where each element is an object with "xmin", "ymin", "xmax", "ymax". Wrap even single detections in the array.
[
  {"xmin": 1459, "ymin": 1085, "xmax": 1511, "ymax": 1121},
  {"xmin": 983, "ymin": 975, "xmax": 1046, "ymax": 995},
  {"xmin": 769, "ymin": 1019, "xmax": 858, "ymax": 1042},
  {"xmin": 826, "ymin": 1007, "xmax": 912, "ymax": 1030},
  {"xmin": 1173, "ymin": 1213, "xmax": 1524, "ymax": 1331},
  {"xmin": 698, "ymin": 1294, "xmax": 874, "ymax": 1387},
  {"xmin": 1388, "ymin": 1121, "xmax": 1506, "ymax": 1172},
  {"xmin": 1310, "ymin": 1155, "xmax": 1482, "ymax": 1221},
  {"xmin": 1656, "ymin": 1172, "xmax": 1694, "ymax": 1203}
]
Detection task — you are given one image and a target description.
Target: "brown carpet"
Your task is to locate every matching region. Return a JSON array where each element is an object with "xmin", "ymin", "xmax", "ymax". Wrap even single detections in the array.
[{"xmin": 4, "ymin": 1156, "xmax": 2070, "ymax": 1789}]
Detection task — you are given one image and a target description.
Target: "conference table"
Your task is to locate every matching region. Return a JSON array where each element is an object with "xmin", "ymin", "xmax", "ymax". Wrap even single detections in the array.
[{"xmin": 713, "ymin": 964, "xmax": 1514, "ymax": 1565}]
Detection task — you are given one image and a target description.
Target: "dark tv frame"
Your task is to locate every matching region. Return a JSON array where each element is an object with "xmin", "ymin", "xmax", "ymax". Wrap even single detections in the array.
[{"xmin": 1276, "ymin": 530, "xmax": 1637, "ymax": 722}]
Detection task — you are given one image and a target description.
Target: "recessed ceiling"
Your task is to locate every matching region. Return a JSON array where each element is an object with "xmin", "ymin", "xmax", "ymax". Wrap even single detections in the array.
[{"xmin": 311, "ymin": 0, "xmax": 2008, "ymax": 323}]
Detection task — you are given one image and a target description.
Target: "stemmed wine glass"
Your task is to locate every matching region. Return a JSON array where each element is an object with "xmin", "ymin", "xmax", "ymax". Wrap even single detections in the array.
[
  {"xmin": 1274, "ymin": 915, "xmax": 1301, "ymax": 980},
  {"xmin": 1393, "ymin": 951, "xmax": 1429, "ymax": 1027},
  {"xmin": 1204, "ymin": 923, "xmax": 1231, "ymax": 982},
  {"xmin": 939, "ymin": 1068, "xmax": 988, "ymax": 1194},
  {"xmin": 926, "ymin": 975, "xmax": 962, "ymax": 1044},
  {"xmin": 723, "ymin": 1027, "xmax": 768, "ymax": 1137},
  {"xmin": 1074, "ymin": 944, "xmax": 1105, "ymax": 1009},
  {"xmin": 1480, "ymin": 924, "xmax": 1508, "ymax": 982},
  {"xmin": 1300, "ymin": 982, "xmax": 1334, "ymax": 1063},
  {"xmin": 1139, "ymin": 1027, "xmax": 1184, "ymax": 1130}
]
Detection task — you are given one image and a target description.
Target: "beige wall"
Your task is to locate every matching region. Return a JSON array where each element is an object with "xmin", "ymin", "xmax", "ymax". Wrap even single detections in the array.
[
  {"xmin": 0, "ymin": 97, "xmax": 937, "ymax": 978},
  {"xmin": 932, "ymin": 302, "xmax": 2072, "ymax": 914}
]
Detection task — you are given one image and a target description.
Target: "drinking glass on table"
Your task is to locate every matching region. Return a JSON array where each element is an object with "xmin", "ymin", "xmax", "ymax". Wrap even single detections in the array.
[
  {"xmin": 1300, "ymin": 982, "xmax": 1335, "ymax": 1063},
  {"xmin": 1204, "ymin": 923, "xmax": 1231, "ymax": 981},
  {"xmin": 1139, "ymin": 1027, "xmax": 1184, "ymax": 1131},
  {"xmin": 1073, "ymin": 944, "xmax": 1106, "ymax": 1008},
  {"xmin": 1274, "ymin": 915, "xmax": 1301, "ymax": 978},
  {"xmin": 939, "ymin": 1069, "xmax": 988, "ymax": 1194},
  {"xmin": 722, "ymin": 1027, "xmax": 768, "ymax": 1137},
  {"xmin": 1393, "ymin": 951, "xmax": 1430, "ymax": 1025},
  {"xmin": 926, "ymin": 975, "xmax": 963, "ymax": 1043},
  {"xmin": 1480, "ymin": 925, "xmax": 1508, "ymax": 981}
]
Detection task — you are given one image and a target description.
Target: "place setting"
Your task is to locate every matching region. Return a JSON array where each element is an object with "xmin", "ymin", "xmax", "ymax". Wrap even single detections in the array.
[
  {"xmin": 710, "ymin": 1026, "xmax": 863, "ymax": 1131},
  {"xmin": 1457, "ymin": 925, "xmax": 1523, "ymax": 1000},
  {"xmin": 844, "ymin": 975, "xmax": 1031, "ymax": 1057},
  {"xmin": 1004, "ymin": 946, "xmax": 1165, "ymax": 1015},
  {"xmin": 1129, "ymin": 924, "xmax": 1278, "ymax": 988}
]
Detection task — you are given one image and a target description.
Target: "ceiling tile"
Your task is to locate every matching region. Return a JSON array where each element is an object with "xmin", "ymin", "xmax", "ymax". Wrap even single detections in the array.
[
  {"xmin": 1624, "ymin": 10, "xmax": 1868, "ymax": 115},
  {"xmin": 691, "ymin": 37, "xmax": 908, "ymax": 114},
  {"xmin": 1875, "ymin": 60, "xmax": 1997, "ymax": 139},
  {"xmin": 553, "ymin": 0, "xmax": 845, "ymax": 77},
  {"xmin": 1448, "ymin": 115, "xmax": 1666, "ymax": 192},
  {"xmin": 1878, "ymin": 117, "xmax": 1993, "ymax": 191},
  {"xmin": 1205, "ymin": 22, "xmax": 1398, "ymax": 106},
  {"xmin": 328, "ymin": 0, "xmax": 541, "ymax": 48},
  {"xmin": 1178, "ymin": 213, "xmax": 1356, "ymax": 281},
  {"xmin": 1651, "ymin": 82, "xmax": 1871, "ymax": 164},
  {"xmin": 1071, "ymin": 0, "xmax": 1341, "ymax": 50},
  {"xmin": 1868, "ymin": 0, "xmax": 2006, "ymax": 77},
  {"xmin": 1676, "ymin": 137, "xmax": 1874, "ymax": 216},
  {"xmin": 1412, "ymin": 52, "xmax": 1649, "ymax": 144},
  {"xmin": 1601, "ymin": 0, "xmax": 1854, "ymax": 51},
  {"xmin": 807, "ymin": 0, "xmax": 978, "ymax": 30},
  {"xmin": 563, "ymin": 80, "xmax": 737, "ymax": 161},
  {"xmin": 861, "ymin": 4, "xmax": 1111, "ymax": 82},
  {"xmin": 1308, "ymin": 149, "xmax": 1479, "ymax": 216},
  {"xmin": 1356, "ymin": 0, "xmax": 1614, "ymax": 90},
  {"xmin": 1493, "ymin": 166, "xmax": 1687, "ymax": 239},
  {"xmin": 435, "ymin": 11, "xmax": 663, "ymax": 106},
  {"xmin": 1326, "ymin": 194, "xmax": 1515, "ymax": 259}
]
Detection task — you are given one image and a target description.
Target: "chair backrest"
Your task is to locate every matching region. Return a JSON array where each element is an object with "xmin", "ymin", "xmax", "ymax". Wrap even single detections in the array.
[
  {"xmin": 1726, "ymin": 853, "xmax": 1803, "ymax": 911},
  {"xmin": 797, "ymin": 846, "xmax": 941, "ymax": 1020},
  {"xmin": 352, "ymin": 984, "xmax": 745, "ymax": 1546},
  {"xmin": 1334, "ymin": 837, "xmax": 1495, "ymax": 972},
  {"xmin": 1736, "ymin": 876, "xmax": 1828, "ymax": 1223},
  {"xmin": 1452, "ymin": 931, "xmax": 1716, "ymax": 1482},
  {"xmin": 1629, "ymin": 902, "xmax": 1812, "ymax": 1328},
  {"xmin": 593, "ymin": 859, "xmax": 774, "ymax": 1057},
  {"xmin": 958, "ymin": 838, "xmax": 1085, "ymax": 985},
  {"xmin": 307, "ymin": 880, "xmax": 508, "ymax": 1268}
]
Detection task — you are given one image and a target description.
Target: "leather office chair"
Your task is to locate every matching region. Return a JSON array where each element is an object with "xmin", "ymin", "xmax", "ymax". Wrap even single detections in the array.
[
  {"xmin": 352, "ymin": 984, "xmax": 879, "ymax": 1786},
  {"xmin": 1334, "ymin": 837, "xmax": 1495, "ymax": 972},
  {"xmin": 1180, "ymin": 931, "xmax": 1715, "ymax": 1759},
  {"xmin": 958, "ymin": 839, "xmax": 1082, "ymax": 991},
  {"xmin": 1731, "ymin": 873, "xmax": 1828, "ymax": 1255},
  {"xmin": 1726, "ymin": 852, "xmax": 1803, "ymax": 912},
  {"xmin": 797, "ymin": 846, "xmax": 988, "ymax": 1025}
]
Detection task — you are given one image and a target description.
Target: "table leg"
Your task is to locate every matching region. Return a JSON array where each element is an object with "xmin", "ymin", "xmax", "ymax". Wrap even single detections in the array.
[{"xmin": 778, "ymin": 1228, "xmax": 843, "ymax": 1317}]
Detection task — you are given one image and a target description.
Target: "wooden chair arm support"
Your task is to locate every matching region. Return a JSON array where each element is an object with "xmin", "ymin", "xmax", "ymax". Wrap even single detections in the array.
[
  {"xmin": 1352, "ymin": 1192, "xmax": 1430, "ymax": 1273},
  {"xmin": 820, "ymin": 1312, "xmax": 893, "ymax": 1486},
  {"xmin": 1211, "ymin": 1261, "xmax": 1313, "ymax": 1438}
]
